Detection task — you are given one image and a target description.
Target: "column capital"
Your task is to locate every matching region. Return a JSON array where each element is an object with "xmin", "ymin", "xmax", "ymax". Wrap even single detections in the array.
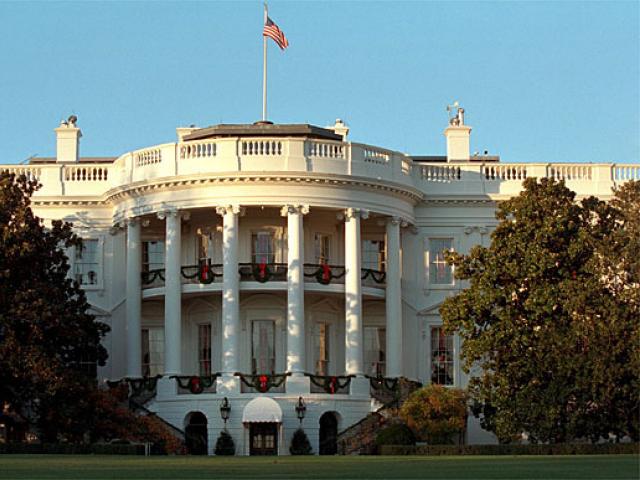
[
  {"xmin": 280, "ymin": 204, "xmax": 310, "ymax": 217},
  {"xmin": 216, "ymin": 205, "xmax": 245, "ymax": 216},
  {"xmin": 339, "ymin": 208, "xmax": 369, "ymax": 221},
  {"xmin": 157, "ymin": 209, "xmax": 189, "ymax": 221}
]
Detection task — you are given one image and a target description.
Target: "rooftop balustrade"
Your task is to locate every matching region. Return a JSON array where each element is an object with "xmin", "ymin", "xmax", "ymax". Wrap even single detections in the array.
[{"xmin": 2, "ymin": 136, "xmax": 637, "ymax": 199}]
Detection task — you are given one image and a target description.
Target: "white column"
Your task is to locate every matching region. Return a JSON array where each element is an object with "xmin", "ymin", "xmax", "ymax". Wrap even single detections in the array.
[
  {"xmin": 216, "ymin": 205, "xmax": 241, "ymax": 375},
  {"xmin": 281, "ymin": 205, "xmax": 309, "ymax": 375},
  {"xmin": 160, "ymin": 210, "xmax": 182, "ymax": 376},
  {"xmin": 344, "ymin": 208, "xmax": 368, "ymax": 376},
  {"xmin": 125, "ymin": 218, "xmax": 142, "ymax": 378},
  {"xmin": 385, "ymin": 217, "xmax": 402, "ymax": 378}
]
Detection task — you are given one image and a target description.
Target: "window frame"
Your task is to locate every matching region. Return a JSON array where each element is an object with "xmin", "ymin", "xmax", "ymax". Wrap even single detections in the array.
[
  {"xmin": 72, "ymin": 237, "xmax": 104, "ymax": 290},
  {"xmin": 425, "ymin": 236, "xmax": 456, "ymax": 289}
]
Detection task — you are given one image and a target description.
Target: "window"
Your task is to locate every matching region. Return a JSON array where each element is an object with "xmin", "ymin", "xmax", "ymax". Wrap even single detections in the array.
[
  {"xmin": 313, "ymin": 322, "xmax": 330, "ymax": 376},
  {"xmin": 314, "ymin": 234, "xmax": 331, "ymax": 264},
  {"xmin": 429, "ymin": 238, "xmax": 453, "ymax": 285},
  {"xmin": 431, "ymin": 326, "xmax": 454, "ymax": 385},
  {"xmin": 198, "ymin": 324, "xmax": 212, "ymax": 376},
  {"xmin": 251, "ymin": 320, "xmax": 275, "ymax": 374},
  {"xmin": 141, "ymin": 327, "xmax": 164, "ymax": 376},
  {"xmin": 142, "ymin": 241, "xmax": 165, "ymax": 272},
  {"xmin": 74, "ymin": 239, "xmax": 100, "ymax": 285},
  {"xmin": 364, "ymin": 326, "xmax": 386, "ymax": 377},
  {"xmin": 362, "ymin": 240, "xmax": 385, "ymax": 271},
  {"xmin": 197, "ymin": 231, "xmax": 214, "ymax": 262},
  {"xmin": 252, "ymin": 232, "xmax": 275, "ymax": 264}
]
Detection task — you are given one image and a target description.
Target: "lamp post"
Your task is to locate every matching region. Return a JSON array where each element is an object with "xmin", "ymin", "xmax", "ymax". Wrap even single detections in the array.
[
  {"xmin": 295, "ymin": 396, "xmax": 306, "ymax": 425},
  {"xmin": 220, "ymin": 397, "xmax": 231, "ymax": 426}
]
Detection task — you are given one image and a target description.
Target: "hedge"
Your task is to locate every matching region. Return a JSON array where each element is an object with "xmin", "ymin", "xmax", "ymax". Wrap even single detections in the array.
[
  {"xmin": 0, "ymin": 443, "xmax": 145, "ymax": 455},
  {"xmin": 379, "ymin": 443, "xmax": 639, "ymax": 456}
]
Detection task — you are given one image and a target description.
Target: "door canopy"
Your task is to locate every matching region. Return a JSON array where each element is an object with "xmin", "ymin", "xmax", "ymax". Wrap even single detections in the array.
[{"xmin": 242, "ymin": 397, "xmax": 283, "ymax": 424}]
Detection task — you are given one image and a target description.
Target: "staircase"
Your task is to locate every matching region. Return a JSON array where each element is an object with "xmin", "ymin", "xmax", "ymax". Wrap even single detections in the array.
[{"xmin": 337, "ymin": 377, "xmax": 421, "ymax": 455}]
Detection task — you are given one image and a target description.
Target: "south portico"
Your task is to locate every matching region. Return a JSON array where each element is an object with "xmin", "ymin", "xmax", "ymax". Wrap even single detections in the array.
[{"xmin": 121, "ymin": 201, "xmax": 412, "ymax": 394}]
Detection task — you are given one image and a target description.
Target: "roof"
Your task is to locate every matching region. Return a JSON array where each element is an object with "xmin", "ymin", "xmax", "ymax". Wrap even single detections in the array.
[
  {"xmin": 29, "ymin": 157, "xmax": 117, "ymax": 164},
  {"xmin": 184, "ymin": 122, "xmax": 342, "ymax": 142},
  {"xmin": 242, "ymin": 397, "xmax": 283, "ymax": 423}
]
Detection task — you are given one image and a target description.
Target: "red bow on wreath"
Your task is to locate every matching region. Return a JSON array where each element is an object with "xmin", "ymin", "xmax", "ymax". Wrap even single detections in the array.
[
  {"xmin": 329, "ymin": 376, "xmax": 337, "ymax": 394},
  {"xmin": 259, "ymin": 263, "xmax": 267, "ymax": 279},
  {"xmin": 259, "ymin": 375, "xmax": 269, "ymax": 392},
  {"xmin": 322, "ymin": 264, "xmax": 331, "ymax": 282},
  {"xmin": 190, "ymin": 376, "xmax": 202, "ymax": 393},
  {"xmin": 201, "ymin": 263, "xmax": 209, "ymax": 278}
]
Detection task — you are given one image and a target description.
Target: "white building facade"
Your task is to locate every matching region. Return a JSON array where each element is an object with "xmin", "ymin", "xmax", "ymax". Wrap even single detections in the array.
[{"xmin": 2, "ymin": 112, "xmax": 638, "ymax": 455}]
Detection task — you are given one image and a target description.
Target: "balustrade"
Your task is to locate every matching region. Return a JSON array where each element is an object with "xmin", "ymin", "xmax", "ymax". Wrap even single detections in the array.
[
  {"xmin": 134, "ymin": 148, "xmax": 162, "ymax": 167},
  {"xmin": 241, "ymin": 139, "xmax": 283, "ymax": 156},
  {"xmin": 307, "ymin": 141, "xmax": 344, "ymax": 158},
  {"xmin": 180, "ymin": 141, "xmax": 217, "ymax": 159},
  {"xmin": 1, "ymin": 166, "xmax": 41, "ymax": 182},
  {"xmin": 548, "ymin": 164, "xmax": 592, "ymax": 181},
  {"xmin": 362, "ymin": 147, "xmax": 390, "ymax": 164},
  {"xmin": 613, "ymin": 165, "xmax": 640, "ymax": 182},
  {"xmin": 483, "ymin": 164, "xmax": 527, "ymax": 181},
  {"xmin": 63, "ymin": 165, "xmax": 109, "ymax": 182},
  {"xmin": 420, "ymin": 164, "xmax": 462, "ymax": 181}
]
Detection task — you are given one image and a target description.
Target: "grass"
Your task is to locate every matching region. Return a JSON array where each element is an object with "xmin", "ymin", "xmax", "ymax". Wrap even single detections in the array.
[{"xmin": 0, "ymin": 454, "xmax": 638, "ymax": 480}]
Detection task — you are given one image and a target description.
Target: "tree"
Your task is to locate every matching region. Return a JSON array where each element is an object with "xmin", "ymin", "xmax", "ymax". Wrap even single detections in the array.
[
  {"xmin": 399, "ymin": 385, "xmax": 467, "ymax": 444},
  {"xmin": 0, "ymin": 172, "xmax": 109, "ymax": 442},
  {"xmin": 441, "ymin": 178, "xmax": 639, "ymax": 443},
  {"xmin": 289, "ymin": 428, "xmax": 313, "ymax": 455}
]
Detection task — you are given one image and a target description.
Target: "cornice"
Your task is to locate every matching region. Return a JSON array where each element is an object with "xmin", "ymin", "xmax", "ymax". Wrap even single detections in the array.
[{"xmin": 104, "ymin": 172, "xmax": 425, "ymax": 204}]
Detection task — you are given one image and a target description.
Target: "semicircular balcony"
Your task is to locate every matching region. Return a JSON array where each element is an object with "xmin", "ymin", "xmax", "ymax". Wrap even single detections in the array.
[{"xmin": 140, "ymin": 262, "xmax": 386, "ymax": 300}]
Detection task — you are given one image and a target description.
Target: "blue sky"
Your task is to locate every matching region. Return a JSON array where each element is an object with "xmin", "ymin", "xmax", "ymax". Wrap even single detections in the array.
[{"xmin": 0, "ymin": 0, "xmax": 638, "ymax": 164}]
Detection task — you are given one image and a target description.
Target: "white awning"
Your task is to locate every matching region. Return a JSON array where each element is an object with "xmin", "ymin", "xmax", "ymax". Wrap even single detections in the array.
[{"xmin": 242, "ymin": 397, "xmax": 283, "ymax": 423}]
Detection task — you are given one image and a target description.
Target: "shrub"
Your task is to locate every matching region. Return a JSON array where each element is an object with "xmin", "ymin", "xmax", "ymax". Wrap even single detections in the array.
[
  {"xmin": 289, "ymin": 428, "xmax": 313, "ymax": 455},
  {"xmin": 400, "ymin": 384, "xmax": 467, "ymax": 444},
  {"xmin": 379, "ymin": 442, "xmax": 640, "ymax": 456},
  {"xmin": 214, "ymin": 430, "xmax": 235, "ymax": 455},
  {"xmin": 375, "ymin": 423, "xmax": 416, "ymax": 447}
]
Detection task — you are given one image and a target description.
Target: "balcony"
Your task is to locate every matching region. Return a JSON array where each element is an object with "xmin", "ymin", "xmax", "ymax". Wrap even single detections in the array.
[{"xmin": 141, "ymin": 262, "xmax": 386, "ymax": 297}]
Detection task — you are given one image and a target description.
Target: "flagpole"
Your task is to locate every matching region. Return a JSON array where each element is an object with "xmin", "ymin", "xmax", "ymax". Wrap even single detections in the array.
[{"xmin": 262, "ymin": 2, "xmax": 268, "ymax": 122}]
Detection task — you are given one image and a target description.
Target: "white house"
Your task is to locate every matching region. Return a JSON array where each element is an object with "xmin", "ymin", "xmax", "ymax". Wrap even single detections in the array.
[{"xmin": 2, "ymin": 108, "xmax": 637, "ymax": 455}]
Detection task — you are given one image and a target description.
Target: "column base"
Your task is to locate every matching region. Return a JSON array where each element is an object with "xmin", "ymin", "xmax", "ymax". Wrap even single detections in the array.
[
  {"xmin": 349, "ymin": 375, "xmax": 371, "ymax": 396},
  {"xmin": 216, "ymin": 374, "xmax": 240, "ymax": 395},
  {"xmin": 285, "ymin": 374, "xmax": 310, "ymax": 395}
]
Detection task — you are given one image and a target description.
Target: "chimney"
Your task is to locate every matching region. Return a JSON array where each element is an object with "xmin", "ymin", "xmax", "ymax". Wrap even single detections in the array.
[
  {"xmin": 444, "ymin": 105, "xmax": 471, "ymax": 162},
  {"xmin": 55, "ymin": 115, "xmax": 82, "ymax": 163},
  {"xmin": 330, "ymin": 118, "xmax": 349, "ymax": 140}
]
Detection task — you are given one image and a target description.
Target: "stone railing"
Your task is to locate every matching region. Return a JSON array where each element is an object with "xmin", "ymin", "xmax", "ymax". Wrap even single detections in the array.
[
  {"xmin": 0, "ymin": 165, "xmax": 42, "ymax": 182},
  {"xmin": 417, "ymin": 162, "xmax": 638, "ymax": 197},
  {"xmin": 63, "ymin": 165, "xmax": 109, "ymax": 182}
]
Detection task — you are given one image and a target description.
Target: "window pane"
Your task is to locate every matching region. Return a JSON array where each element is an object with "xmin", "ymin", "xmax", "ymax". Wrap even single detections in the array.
[
  {"xmin": 252, "ymin": 232, "xmax": 275, "ymax": 264},
  {"xmin": 74, "ymin": 239, "xmax": 100, "ymax": 285},
  {"xmin": 141, "ymin": 327, "xmax": 164, "ymax": 377},
  {"xmin": 429, "ymin": 238, "xmax": 453, "ymax": 285},
  {"xmin": 314, "ymin": 234, "xmax": 331, "ymax": 264},
  {"xmin": 198, "ymin": 324, "xmax": 212, "ymax": 376},
  {"xmin": 252, "ymin": 320, "xmax": 275, "ymax": 374},
  {"xmin": 143, "ymin": 241, "xmax": 165, "ymax": 272},
  {"xmin": 314, "ymin": 322, "xmax": 330, "ymax": 375},
  {"xmin": 364, "ymin": 326, "xmax": 386, "ymax": 376},
  {"xmin": 362, "ymin": 240, "xmax": 385, "ymax": 271},
  {"xmin": 431, "ymin": 327, "xmax": 453, "ymax": 385}
]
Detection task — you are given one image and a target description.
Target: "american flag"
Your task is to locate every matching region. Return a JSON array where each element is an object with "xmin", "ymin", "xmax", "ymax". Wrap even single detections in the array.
[{"xmin": 263, "ymin": 16, "xmax": 289, "ymax": 50}]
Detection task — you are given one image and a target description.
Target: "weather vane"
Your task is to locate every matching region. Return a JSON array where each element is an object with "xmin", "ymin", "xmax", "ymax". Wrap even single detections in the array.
[{"xmin": 446, "ymin": 101, "xmax": 465, "ymax": 126}]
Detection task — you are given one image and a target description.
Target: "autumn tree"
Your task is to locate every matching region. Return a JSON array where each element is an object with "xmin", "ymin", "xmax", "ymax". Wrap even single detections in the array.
[
  {"xmin": 0, "ymin": 172, "xmax": 109, "ymax": 442},
  {"xmin": 441, "ymin": 178, "xmax": 639, "ymax": 443}
]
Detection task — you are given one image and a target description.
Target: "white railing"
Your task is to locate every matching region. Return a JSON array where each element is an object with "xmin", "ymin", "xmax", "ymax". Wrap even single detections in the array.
[
  {"xmin": 613, "ymin": 165, "xmax": 640, "ymax": 182},
  {"xmin": 548, "ymin": 164, "xmax": 592, "ymax": 181},
  {"xmin": 134, "ymin": 148, "xmax": 162, "ymax": 167},
  {"xmin": 483, "ymin": 164, "xmax": 528, "ymax": 181},
  {"xmin": 0, "ymin": 166, "xmax": 41, "ymax": 182},
  {"xmin": 63, "ymin": 165, "xmax": 109, "ymax": 182},
  {"xmin": 180, "ymin": 141, "xmax": 217, "ymax": 159},
  {"xmin": 241, "ymin": 139, "xmax": 283, "ymax": 156},
  {"xmin": 420, "ymin": 165, "xmax": 462, "ymax": 181},
  {"xmin": 362, "ymin": 147, "xmax": 390, "ymax": 165},
  {"xmin": 307, "ymin": 140, "xmax": 344, "ymax": 159}
]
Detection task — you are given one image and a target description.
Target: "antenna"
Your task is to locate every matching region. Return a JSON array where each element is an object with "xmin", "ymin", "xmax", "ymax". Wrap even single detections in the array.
[{"xmin": 19, "ymin": 154, "xmax": 38, "ymax": 165}]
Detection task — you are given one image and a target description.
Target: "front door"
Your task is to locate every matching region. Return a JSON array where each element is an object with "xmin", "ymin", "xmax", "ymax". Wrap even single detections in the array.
[{"xmin": 249, "ymin": 423, "xmax": 278, "ymax": 455}]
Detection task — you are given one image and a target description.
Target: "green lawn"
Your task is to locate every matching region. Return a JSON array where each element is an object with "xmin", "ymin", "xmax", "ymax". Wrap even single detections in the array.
[{"xmin": 0, "ymin": 455, "xmax": 638, "ymax": 480}]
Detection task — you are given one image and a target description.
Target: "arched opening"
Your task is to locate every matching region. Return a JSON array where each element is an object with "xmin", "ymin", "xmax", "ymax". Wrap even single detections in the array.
[
  {"xmin": 184, "ymin": 412, "xmax": 208, "ymax": 455},
  {"xmin": 319, "ymin": 411, "xmax": 339, "ymax": 455}
]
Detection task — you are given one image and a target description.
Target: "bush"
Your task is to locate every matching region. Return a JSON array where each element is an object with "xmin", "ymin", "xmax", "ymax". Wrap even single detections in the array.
[
  {"xmin": 379, "ymin": 443, "xmax": 640, "ymax": 456},
  {"xmin": 399, "ymin": 384, "xmax": 467, "ymax": 444},
  {"xmin": 0, "ymin": 443, "xmax": 144, "ymax": 455},
  {"xmin": 375, "ymin": 423, "xmax": 416, "ymax": 447},
  {"xmin": 214, "ymin": 430, "xmax": 235, "ymax": 455},
  {"xmin": 289, "ymin": 428, "xmax": 313, "ymax": 455}
]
